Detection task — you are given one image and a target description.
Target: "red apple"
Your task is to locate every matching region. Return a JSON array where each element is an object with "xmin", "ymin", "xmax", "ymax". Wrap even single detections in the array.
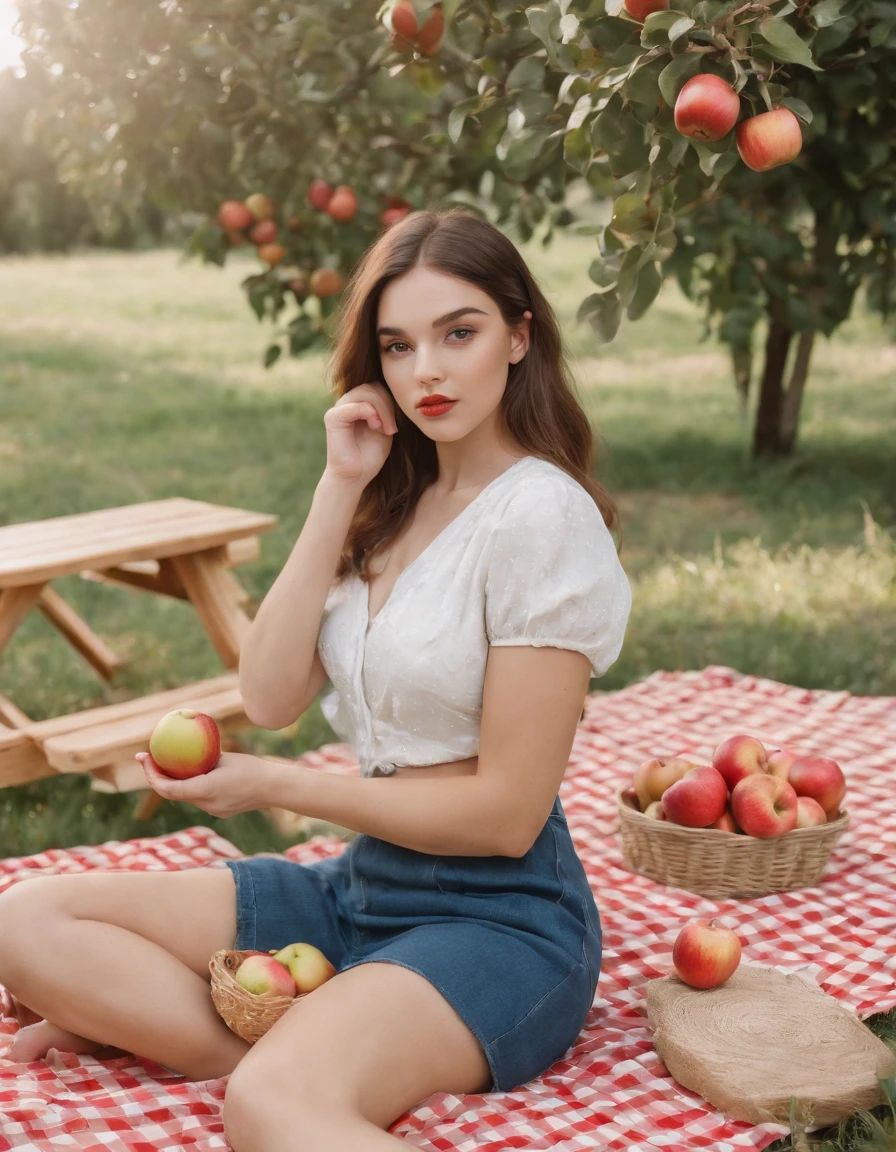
[
  {"xmin": 787, "ymin": 756, "xmax": 846, "ymax": 817},
  {"xmin": 710, "ymin": 807, "xmax": 739, "ymax": 833},
  {"xmin": 623, "ymin": 0, "xmax": 668, "ymax": 20},
  {"xmin": 662, "ymin": 766, "xmax": 728, "ymax": 828},
  {"xmin": 632, "ymin": 757, "xmax": 692, "ymax": 811},
  {"xmin": 712, "ymin": 734, "xmax": 769, "ymax": 791},
  {"xmin": 736, "ymin": 106, "xmax": 802, "ymax": 171},
  {"xmin": 249, "ymin": 220, "xmax": 278, "ymax": 245},
  {"xmin": 644, "ymin": 800, "xmax": 666, "ymax": 820},
  {"xmin": 767, "ymin": 745, "xmax": 800, "ymax": 780},
  {"xmin": 308, "ymin": 179, "xmax": 334, "ymax": 211},
  {"xmin": 380, "ymin": 206, "xmax": 411, "ymax": 228},
  {"xmin": 673, "ymin": 918, "xmax": 742, "ymax": 989},
  {"xmin": 796, "ymin": 796, "xmax": 828, "ymax": 828},
  {"xmin": 272, "ymin": 943, "xmax": 337, "ymax": 993},
  {"xmin": 731, "ymin": 774, "xmax": 798, "ymax": 838},
  {"xmin": 148, "ymin": 709, "xmax": 221, "ymax": 780},
  {"xmin": 674, "ymin": 74, "xmax": 741, "ymax": 142},
  {"xmin": 234, "ymin": 953, "xmax": 297, "ymax": 998},
  {"xmin": 217, "ymin": 200, "xmax": 253, "ymax": 232},
  {"xmin": 326, "ymin": 185, "xmax": 358, "ymax": 222},
  {"xmin": 257, "ymin": 242, "xmax": 286, "ymax": 267},
  {"xmin": 245, "ymin": 192, "xmax": 276, "ymax": 221}
]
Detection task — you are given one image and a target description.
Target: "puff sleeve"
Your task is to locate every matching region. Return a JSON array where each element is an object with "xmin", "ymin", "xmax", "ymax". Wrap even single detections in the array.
[{"xmin": 485, "ymin": 475, "xmax": 632, "ymax": 679}]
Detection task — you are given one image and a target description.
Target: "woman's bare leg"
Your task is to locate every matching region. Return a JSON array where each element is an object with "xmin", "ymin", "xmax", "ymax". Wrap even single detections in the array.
[{"xmin": 0, "ymin": 868, "xmax": 252, "ymax": 1079}]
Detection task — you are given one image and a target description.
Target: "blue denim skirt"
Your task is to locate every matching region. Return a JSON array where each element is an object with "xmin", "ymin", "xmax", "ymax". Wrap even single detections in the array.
[{"xmin": 223, "ymin": 795, "xmax": 601, "ymax": 1092}]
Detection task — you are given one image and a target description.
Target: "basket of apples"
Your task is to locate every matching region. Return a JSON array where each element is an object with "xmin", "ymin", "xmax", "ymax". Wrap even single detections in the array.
[
  {"xmin": 617, "ymin": 736, "xmax": 849, "ymax": 899},
  {"xmin": 209, "ymin": 944, "xmax": 337, "ymax": 1043}
]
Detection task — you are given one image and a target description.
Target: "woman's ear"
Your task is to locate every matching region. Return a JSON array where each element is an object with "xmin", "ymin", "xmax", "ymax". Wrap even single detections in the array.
[{"xmin": 509, "ymin": 310, "xmax": 533, "ymax": 365}]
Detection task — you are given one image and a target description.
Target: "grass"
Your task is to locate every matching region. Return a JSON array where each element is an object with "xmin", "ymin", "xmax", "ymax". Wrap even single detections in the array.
[{"xmin": 0, "ymin": 230, "xmax": 894, "ymax": 1149}]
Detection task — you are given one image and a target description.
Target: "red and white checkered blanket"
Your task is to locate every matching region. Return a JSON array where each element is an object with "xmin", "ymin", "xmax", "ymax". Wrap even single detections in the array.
[{"xmin": 1, "ymin": 665, "xmax": 894, "ymax": 1151}]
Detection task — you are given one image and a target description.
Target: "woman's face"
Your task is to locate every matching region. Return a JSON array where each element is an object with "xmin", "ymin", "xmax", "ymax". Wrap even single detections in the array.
[{"xmin": 375, "ymin": 266, "xmax": 529, "ymax": 441}]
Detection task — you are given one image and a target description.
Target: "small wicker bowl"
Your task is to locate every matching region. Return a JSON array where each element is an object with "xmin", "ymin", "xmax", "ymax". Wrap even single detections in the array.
[
  {"xmin": 209, "ymin": 950, "xmax": 307, "ymax": 1044},
  {"xmin": 617, "ymin": 790, "xmax": 849, "ymax": 899}
]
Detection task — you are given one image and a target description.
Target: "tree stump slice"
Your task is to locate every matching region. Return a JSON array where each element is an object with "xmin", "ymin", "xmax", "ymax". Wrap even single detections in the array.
[{"xmin": 646, "ymin": 964, "xmax": 896, "ymax": 1127}]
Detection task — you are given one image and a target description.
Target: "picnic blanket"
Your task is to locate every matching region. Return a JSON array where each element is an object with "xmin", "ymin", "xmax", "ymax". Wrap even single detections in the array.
[{"xmin": 1, "ymin": 664, "xmax": 894, "ymax": 1152}]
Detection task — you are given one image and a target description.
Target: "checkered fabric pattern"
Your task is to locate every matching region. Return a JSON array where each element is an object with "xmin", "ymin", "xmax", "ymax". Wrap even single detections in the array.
[{"xmin": 1, "ymin": 665, "xmax": 893, "ymax": 1151}]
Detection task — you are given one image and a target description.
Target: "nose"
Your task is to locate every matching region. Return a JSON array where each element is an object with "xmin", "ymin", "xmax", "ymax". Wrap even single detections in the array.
[{"xmin": 413, "ymin": 341, "xmax": 446, "ymax": 385}]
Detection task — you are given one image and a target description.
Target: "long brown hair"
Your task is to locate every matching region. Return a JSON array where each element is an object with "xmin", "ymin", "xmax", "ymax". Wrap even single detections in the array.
[{"xmin": 326, "ymin": 207, "xmax": 621, "ymax": 584}]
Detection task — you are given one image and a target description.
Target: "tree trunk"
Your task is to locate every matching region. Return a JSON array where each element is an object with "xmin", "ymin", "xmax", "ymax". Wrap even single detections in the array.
[
  {"xmin": 752, "ymin": 298, "xmax": 793, "ymax": 458},
  {"xmin": 780, "ymin": 330, "xmax": 815, "ymax": 454}
]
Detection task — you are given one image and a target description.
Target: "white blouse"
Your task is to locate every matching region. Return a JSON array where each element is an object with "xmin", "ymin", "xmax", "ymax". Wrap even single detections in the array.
[{"xmin": 316, "ymin": 456, "xmax": 632, "ymax": 778}]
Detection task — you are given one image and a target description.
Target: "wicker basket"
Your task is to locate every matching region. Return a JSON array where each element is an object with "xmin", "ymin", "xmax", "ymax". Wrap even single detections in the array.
[
  {"xmin": 209, "ymin": 950, "xmax": 306, "ymax": 1044},
  {"xmin": 617, "ymin": 790, "xmax": 849, "ymax": 899}
]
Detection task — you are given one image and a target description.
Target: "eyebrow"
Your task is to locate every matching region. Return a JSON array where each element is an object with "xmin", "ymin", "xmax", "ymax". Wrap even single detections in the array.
[{"xmin": 376, "ymin": 307, "xmax": 489, "ymax": 339}]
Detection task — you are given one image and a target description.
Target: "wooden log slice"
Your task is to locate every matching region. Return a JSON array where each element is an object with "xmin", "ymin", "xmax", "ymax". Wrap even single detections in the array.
[{"xmin": 646, "ymin": 964, "xmax": 896, "ymax": 1127}]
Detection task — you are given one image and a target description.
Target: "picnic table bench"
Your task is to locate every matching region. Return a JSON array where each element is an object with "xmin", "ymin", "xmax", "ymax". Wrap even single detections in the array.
[{"xmin": 0, "ymin": 498, "xmax": 279, "ymax": 818}]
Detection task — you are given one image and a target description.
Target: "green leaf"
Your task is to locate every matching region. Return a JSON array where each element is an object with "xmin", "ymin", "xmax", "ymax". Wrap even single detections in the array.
[
  {"xmin": 610, "ymin": 192, "xmax": 652, "ymax": 233},
  {"xmin": 641, "ymin": 10, "xmax": 695, "ymax": 46},
  {"xmin": 264, "ymin": 343, "xmax": 282, "ymax": 368},
  {"xmin": 780, "ymin": 96, "xmax": 813, "ymax": 125},
  {"xmin": 756, "ymin": 17, "xmax": 822, "ymax": 70},
  {"xmin": 448, "ymin": 96, "xmax": 482, "ymax": 144},
  {"xmin": 507, "ymin": 56, "xmax": 547, "ymax": 90},
  {"xmin": 809, "ymin": 0, "xmax": 846, "ymax": 27},
  {"xmin": 627, "ymin": 260, "xmax": 663, "ymax": 320},
  {"xmin": 658, "ymin": 54, "xmax": 703, "ymax": 107},
  {"xmin": 577, "ymin": 290, "xmax": 623, "ymax": 342}
]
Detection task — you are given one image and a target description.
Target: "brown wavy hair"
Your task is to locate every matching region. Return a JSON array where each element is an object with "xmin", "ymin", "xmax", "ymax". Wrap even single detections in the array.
[{"xmin": 326, "ymin": 207, "xmax": 621, "ymax": 584}]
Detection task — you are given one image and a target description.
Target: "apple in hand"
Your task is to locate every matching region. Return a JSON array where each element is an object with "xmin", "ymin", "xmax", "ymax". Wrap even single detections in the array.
[
  {"xmin": 796, "ymin": 796, "xmax": 828, "ymax": 828},
  {"xmin": 767, "ymin": 745, "xmax": 800, "ymax": 780},
  {"xmin": 234, "ymin": 953, "xmax": 297, "ymax": 998},
  {"xmin": 272, "ymin": 943, "xmax": 337, "ymax": 993},
  {"xmin": 731, "ymin": 774, "xmax": 798, "ymax": 837},
  {"xmin": 632, "ymin": 757, "xmax": 692, "ymax": 810},
  {"xmin": 674, "ymin": 74, "xmax": 740, "ymax": 142},
  {"xmin": 712, "ymin": 734, "xmax": 769, "ymax": 791},
  {"xmin": 673, "ymin": 918, "xmax": 742, "ymax": 989},
  {"xmin": 787, "ymin": 756, "xmax": 846, "ymax": 817},
  {"xmin": 662, "ymin": 766, "xmax": 728, "ymax": 828},
  {"xmin": 148, "ymin": 709, "xmax": 221, "ymax": 780},
  {"xmin": 736, "ymin": 106, "xmax": 802, "ymax": 171}
]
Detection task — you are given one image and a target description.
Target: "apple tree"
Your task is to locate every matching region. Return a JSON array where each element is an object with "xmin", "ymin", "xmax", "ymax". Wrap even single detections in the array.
[{"xmin": 15, "ymin": 0, "xmax": 896, "ymax": 455}]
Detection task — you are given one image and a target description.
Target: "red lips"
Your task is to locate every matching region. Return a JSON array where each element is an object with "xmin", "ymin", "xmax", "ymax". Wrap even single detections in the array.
[{"xmin": 418, "ymin": 394, "xmax": 454, "ymax": 408}]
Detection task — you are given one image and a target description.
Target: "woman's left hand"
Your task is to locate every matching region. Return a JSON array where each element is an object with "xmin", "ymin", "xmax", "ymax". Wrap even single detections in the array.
[{"xmin": 136, "ymin": 750, "xmax": 277, "ymax": 819}]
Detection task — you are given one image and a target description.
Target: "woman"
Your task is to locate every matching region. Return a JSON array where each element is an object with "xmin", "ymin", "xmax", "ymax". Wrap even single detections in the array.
[{"xmin": 0, "ymin": 208, "xmax": 631, "ymax": 1150}]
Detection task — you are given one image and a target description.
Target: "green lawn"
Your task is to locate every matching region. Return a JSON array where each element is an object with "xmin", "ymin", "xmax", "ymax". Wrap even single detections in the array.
[{"xmin": 0, "ymin": 233, "xmax": 894, "ymax": 1150}]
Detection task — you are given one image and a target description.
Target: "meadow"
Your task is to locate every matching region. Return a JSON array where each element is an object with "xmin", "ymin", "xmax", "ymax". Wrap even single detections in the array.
[
  {"xmin": 1, "ymin": 227, "xmax": 895, "ymax": 1151},
  {"xmin": 0, "ymin": 229, "xmax": 893, "ymax": 861}
]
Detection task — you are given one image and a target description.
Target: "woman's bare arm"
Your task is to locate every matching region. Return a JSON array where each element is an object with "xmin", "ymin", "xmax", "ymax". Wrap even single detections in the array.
[{"xmin": 238, "ymin": 473, "xmax": 362, "ymax": 730}]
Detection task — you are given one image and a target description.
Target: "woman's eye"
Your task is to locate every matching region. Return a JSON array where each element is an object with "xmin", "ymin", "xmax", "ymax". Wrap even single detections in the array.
[{"xmin": 383, "ymin": 328, "xmax": 474, "ymax": 355}]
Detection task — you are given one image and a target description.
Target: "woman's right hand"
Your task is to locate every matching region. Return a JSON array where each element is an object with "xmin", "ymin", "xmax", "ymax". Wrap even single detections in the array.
[{"xmin": 323, "ymin": 382, "xmax": 399, "ymax": 489}]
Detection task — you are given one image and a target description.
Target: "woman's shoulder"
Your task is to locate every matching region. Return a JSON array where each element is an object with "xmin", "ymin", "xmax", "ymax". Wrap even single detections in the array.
[{"xmin": 495, "ymin": 457, "xmax": 604, "ymax": 530}]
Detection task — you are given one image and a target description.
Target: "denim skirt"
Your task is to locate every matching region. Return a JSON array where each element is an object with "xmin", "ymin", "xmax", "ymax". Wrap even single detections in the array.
[{"xmin": 223, "ymin": 795, "xmax": 601, "ymax": 1092}]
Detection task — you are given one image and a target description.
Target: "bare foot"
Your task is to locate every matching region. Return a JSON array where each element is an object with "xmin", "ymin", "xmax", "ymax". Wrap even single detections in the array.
[{"xmin": 9, "ymin": 1020, "xmax": 108, "ymax": 1063}]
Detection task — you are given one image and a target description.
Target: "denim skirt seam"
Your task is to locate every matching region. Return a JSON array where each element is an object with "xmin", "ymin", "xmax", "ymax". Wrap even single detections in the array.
[
  {"xmin": 223, "ymin": 859, "xmax": 257, "ymax": 952},
  {"xmin": 488, "ymin": 957, "xmax": 584, "ymax": 1049},
  {"xmin": 546, "ymin": 818, "xmax": 567, "ymax": 905}
]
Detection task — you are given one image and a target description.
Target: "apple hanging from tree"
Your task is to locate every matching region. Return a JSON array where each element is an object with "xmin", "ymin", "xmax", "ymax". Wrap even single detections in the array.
[
  {"xmin": 623, "ymin": 0, "xmax": 669, "ymax": 21},
  {"xmin": 388, "ymin": 1, "xmax": 445, "ymax": 55},
  {"xmin": 257, "ymin": 243, "xmax": 286, "ymax": 267},
  {"xmin": 326, "ymin": 186, "xmax": 358, "ymax": 222},
  {"xmin": 148, "ymin": 709, "xmax": 221, "ymax": 780},
  {"xmin": 245, "ymin": 192, "xmax": 275, "ymax": 221},
  {"xmin": 673, "ymin": 918, "xmax": 742, "ymax": 989},
  {"xmin": 308, "ymin": 179, "xmax": 334, "ymax": 211},
  {"xmin": 674, "ymin": 74, "xmax": 741, "ymax": 142},
  {"xmin": 736, "ymin": 106, "xmax": 803, "ymax": 171},
  {"xmin": 217, "ymin": 201, "xmax": 253, "ymax": 232},
  {"xmin": 310, "ymin": 268, "xmax": 345, "ymax": 297},
  {"xmin": 249, "ymin": 220, "xmax": 278, "ymax": 246}
]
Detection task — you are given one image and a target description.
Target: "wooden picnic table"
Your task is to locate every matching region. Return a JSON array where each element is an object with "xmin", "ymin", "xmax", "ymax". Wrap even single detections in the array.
[
  {"xmin": 0, "ymin": 497, "xmax": 277, "ymax": 678},
  {"xmin": 0, "ymin": 497, "xmax": 279, "ymax": 816}
]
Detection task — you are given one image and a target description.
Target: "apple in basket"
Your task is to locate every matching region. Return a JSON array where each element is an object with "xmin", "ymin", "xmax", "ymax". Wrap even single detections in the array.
[
  {"xmin": 787, "ymin": 756, "xmax": 846, "ymax": 818},
  {"xmin": 235, "ymin": 952, "xmax": 298, "ymax": 998},
  {"xmin": 148, "ymin": 709, "xmax": 221, "ymax": 779},
  {"xmin": 711, "ymin": 734, "xmax": 769, "ymax": 791},
  {"xmin": 272, "ymin": 943, "xmax": 338, "ymax": 993},
  {"xmin": 767, "ymin": 745, "xmax": 800, "ymax": 780},
  {"xmin": 673, "ymin": 918, "xmax": 742, "ymax": 989},
  {"xmin": 632, "ymin": 757, "xmax": 692, "ymax": 811},
  {"xmin": 796, "ymin": 796, "xmax": 828, "ymax": 828},
  {"xmin": 661, "ymin": 766, "xmax": 728, "ymax": 828},
  {"xmin": 730, "ymin": 774, "xmax": 798, "ymax": 837}
]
